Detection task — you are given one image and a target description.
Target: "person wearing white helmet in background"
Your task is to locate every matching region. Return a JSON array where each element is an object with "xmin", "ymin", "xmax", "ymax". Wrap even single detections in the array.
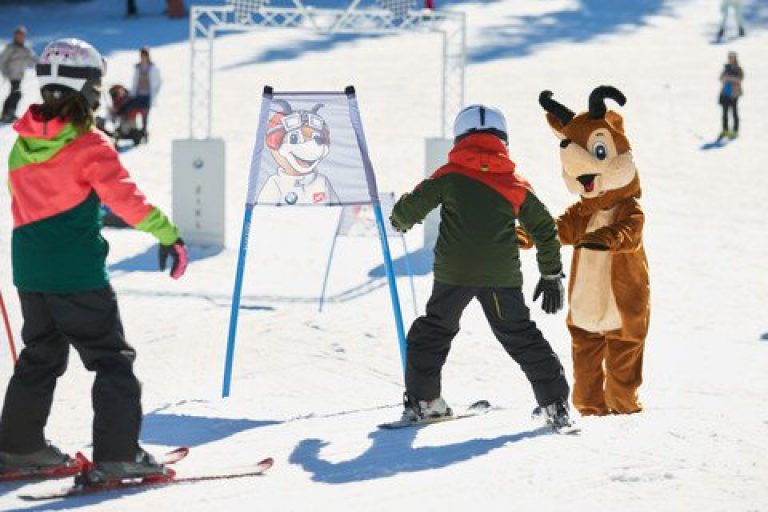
[
  {"xmin": 387, "ymin": 104, "xmax": 574, "ymax": 432},
  {"xmin": 0, "ymin": 25, "xmax": 37, "ymax": 124},
  {"xmin": 0, "ymin": 38, "xmax": 187, "ymax": 484}
]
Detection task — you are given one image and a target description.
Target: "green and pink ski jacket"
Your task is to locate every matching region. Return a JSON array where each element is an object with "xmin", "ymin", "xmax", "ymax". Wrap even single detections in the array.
[{"xmin": 8, "ymin": 106, "xmax": 179, "ymax": 293}]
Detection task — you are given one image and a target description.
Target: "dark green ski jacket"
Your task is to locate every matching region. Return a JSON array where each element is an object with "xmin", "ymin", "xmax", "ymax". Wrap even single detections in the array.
[{"xmin": 391, "ymin": 133, "xmax": 561, "ymax": 287}]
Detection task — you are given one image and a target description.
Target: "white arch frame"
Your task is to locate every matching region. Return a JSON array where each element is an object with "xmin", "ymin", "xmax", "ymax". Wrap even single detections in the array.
[{"xmin": 188, "ymin": 0, "xmax": 466, "ymax": 139}]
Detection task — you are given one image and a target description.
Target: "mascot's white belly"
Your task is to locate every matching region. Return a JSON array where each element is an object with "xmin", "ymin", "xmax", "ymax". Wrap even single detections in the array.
[{"xmin": 570, "ymin": 207, "xmax": 622, "ymax": 333}]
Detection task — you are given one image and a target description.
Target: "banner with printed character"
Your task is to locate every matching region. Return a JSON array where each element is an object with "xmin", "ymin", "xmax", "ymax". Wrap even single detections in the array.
[
  {"xmin": 223, "ymin": 87, "xmax": 407, "ymax": 398},
  {"xmin": 247, "ymin": 91, "xmax": 375, "ymax": 207}
]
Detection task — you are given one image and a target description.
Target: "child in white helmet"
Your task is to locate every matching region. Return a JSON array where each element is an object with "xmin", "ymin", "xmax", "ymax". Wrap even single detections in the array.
[
  {"xmin": 389, "ymin": 105, "xmax": 573, "ymax": 431},
  {"xmin": 0, "ymin": 39, "xmax": 187, "ymax": 483}
]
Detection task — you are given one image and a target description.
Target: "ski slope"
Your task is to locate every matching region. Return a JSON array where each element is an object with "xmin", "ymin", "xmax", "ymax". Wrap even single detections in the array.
[{"xmin": 1, "ymin": 0, "xmax": 767, "ymax": 509}]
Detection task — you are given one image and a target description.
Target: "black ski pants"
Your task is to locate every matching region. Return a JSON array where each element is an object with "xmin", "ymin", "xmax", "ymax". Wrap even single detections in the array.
[
  {"xmin": 0, "ymin": 286, "xmax": 142, "ymax": 462},
  {"xmin": 2, "ymin": 80, "xmax": 21, "ymax": 118},
  {"xmin": 405, "ymin": 282, "xmax": 569, "ymax": 406},
  {"xmin": 720, "ymin": 95, "xmax": 739, "ymax": 132}
]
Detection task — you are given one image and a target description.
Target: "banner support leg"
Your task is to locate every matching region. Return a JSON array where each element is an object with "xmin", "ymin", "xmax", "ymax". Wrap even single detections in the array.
[
  {"xmin": 400, "ymin": 235, "xmax": 418, "ymax": 317},
  {"xmin": 222, "ymin": 204, "xmax": 255, "ymax": 398},
  {"xmin": 373, "ymin": 203, "xmax": 407, "ymax": 376},
  {"xmin": 319, "ymin": 210, "xmax": 343, "ymax": 312}
]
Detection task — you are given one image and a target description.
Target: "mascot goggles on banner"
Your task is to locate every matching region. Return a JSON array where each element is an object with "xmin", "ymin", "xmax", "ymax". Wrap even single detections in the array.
[{"xmin": 279, "ymin": 111, "xmax": 326, "ymax": 132}]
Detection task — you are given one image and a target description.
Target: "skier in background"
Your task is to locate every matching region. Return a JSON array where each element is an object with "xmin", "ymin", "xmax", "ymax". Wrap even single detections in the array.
[
  {"xmin": 0, "ymin": 26, "xmax": 37, "ymax": 124},
  {"xmin": 717, "ymin": 0, "xmax": 745, "ymax": 40},
  {"xmin": 719, "ymin": 51, "xmax": 744, "ymax": 140},
  {"xmin": 126, "ymin": 0, "xmax": 138, "ymax": 18},
  {"xmin": 0, "ymin": 38, "xmax": 188, "ymax": 483},
  {"xmin": 390, "ymin": 105, "xmax": 573, "ymax": 431}
]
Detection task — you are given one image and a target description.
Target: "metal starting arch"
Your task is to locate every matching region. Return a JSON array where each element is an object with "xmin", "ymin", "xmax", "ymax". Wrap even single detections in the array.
[{"xmin": 188, "ymin": 0, "xmax": 466, "ymax": 139}]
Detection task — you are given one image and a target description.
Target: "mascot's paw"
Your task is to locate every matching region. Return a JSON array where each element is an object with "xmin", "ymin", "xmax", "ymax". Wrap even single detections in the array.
[
  {"xmin": 516, "ymin": 226, "xmax": 534, "ymax": 249},
  {"xmin": 575, "ymin": 232, "xmax": 610, "ymax": 251}
]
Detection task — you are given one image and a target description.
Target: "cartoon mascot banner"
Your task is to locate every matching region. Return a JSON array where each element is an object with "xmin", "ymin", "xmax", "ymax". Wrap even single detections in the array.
[{"xmin": 222, "ymin": 86, "xmax": 408, "ymax": 397}]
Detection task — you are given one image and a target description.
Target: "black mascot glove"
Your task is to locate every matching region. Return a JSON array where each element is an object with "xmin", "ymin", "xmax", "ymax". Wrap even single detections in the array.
[
  {"xmin": 533, "ymin": 272, "xmax": 565, "ymax": 314},
  {"xmin": 159, "ymin": 238, "xmax": 188, "ymax": 280}
]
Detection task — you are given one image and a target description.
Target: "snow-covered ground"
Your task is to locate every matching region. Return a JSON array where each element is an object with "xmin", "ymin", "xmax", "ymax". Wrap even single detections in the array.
[{"xmin": 1, "ymin": 0, "xmax": 767, "ymax": 510}]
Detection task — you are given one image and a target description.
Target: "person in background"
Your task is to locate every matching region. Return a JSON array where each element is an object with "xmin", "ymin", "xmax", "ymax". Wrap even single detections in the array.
[
  {"xmin": 719, "ymin": 51, "xmax": 744, "ymax": 140},
  {"xmin": 129, "ymin": 47, "xmax": 161, "ymax": 132},
  {"xmin": 126, "ymin": 0, "xmax": 138, "ymax": 18},
  {"xmin": 0, "ymin": 26, "xmax": 37, "ymax": 124},
  {"xmin": 717, "ymin": 0, "xmax": 745, "ymax": 40},
  {"xmin": 166, "ymin": 0, "xmax": 186, "ymax": 18}
]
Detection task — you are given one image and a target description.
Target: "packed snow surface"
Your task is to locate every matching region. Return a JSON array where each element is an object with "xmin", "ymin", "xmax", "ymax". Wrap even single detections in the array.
[{"xmin": 0, "ymin": 0, "xmax": 767, "ymax": 510}]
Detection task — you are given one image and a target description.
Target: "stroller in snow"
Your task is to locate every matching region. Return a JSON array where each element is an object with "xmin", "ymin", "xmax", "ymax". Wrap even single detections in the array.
[{"xmin": 105, "ymin": 84, "xmax": 149, "ymax": 146}]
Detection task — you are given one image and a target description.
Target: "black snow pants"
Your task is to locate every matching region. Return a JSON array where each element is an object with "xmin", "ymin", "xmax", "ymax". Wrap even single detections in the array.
[
  {"xmin": 0, "ymin": 286, "xmax": 143, "ymax": 462},
  {"xmin": 2, "ymin": 80, "xmax": 21, "ymax": 118},
  {"xmin": 720, "ymin": 95, "xmax": 739, "ymax": 132},
  {"xmin": 405, "ymin": 281, "xmax": 569, "ymax": 407}
]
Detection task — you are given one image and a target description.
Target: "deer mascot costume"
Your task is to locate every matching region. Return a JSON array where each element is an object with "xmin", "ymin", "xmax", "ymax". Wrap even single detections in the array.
[{"xmin": 538, "ymin": 86, "xmax": 650, "ymax": 415}]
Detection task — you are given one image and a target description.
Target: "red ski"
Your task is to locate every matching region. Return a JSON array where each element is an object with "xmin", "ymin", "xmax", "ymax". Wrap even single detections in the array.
[
  {"xmin": 18, "ymin": 449, "xmax": 273, "ymax": 501},
  {"xmin": 0, "ymin": 457, "xmax": 85, "ymax": 483}
]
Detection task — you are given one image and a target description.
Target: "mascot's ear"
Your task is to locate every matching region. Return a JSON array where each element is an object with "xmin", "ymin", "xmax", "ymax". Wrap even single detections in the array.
[
  {"xmin": 605, "ymin": 111, "xmax": 625, "ymax": 134},
  {"xmin": 545, "ymin": 113, "xmax": 568, "ymax": 140}
]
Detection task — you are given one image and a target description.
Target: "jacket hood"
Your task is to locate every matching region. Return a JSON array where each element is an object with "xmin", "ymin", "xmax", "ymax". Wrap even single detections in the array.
[
  {"xmin": 9, "ymin": 106, "xmax": 79, "ymax": 171},
  {"xmin": 448, "ymin": 133, "xmax": 517, "ymax": 174},
  {"xmin": 13, "ymin": 105, "xmax": 72, "ymax": 140},
  {"xmin": 433, "ymin": 133, "xmax": 532, "ymax": 214}
]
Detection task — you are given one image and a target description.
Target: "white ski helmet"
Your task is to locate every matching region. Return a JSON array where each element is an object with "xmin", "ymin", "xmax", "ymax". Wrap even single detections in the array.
[
  {"xmin": 36, "ymin": 38, "xmax": 106, "ymax": 109},
  {"xmin": 453, "ymin": 104, "xmax": 508, "ymax": 143}
]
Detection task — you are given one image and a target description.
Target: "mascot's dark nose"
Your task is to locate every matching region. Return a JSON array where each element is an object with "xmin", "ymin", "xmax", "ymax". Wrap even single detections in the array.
[{"xmin": 560, "ymin": 139, "xmax": 572, "ymax": 149}]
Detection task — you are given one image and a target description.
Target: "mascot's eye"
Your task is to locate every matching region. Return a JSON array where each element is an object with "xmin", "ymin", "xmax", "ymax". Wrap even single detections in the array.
[
  {"xmin": 289, "ymin": 133, "xmax": 300, "ymax": 145},
  {"xmin": 593, "ymin": 142, "xmax": 608, "ymax": 161}
]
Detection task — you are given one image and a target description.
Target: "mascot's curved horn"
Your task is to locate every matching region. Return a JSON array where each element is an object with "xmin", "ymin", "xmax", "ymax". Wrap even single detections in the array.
[
  {"xmin": 539, "ymin": 90, "xmax": 575, "ymax": 126},
  {"xmin": 588, "ymin": 86, "xmax": 627, "ymax": 119}
]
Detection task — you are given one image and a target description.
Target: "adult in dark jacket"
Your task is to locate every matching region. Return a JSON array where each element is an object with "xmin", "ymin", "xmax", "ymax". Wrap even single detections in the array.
[
  {"xmin": 389, "ymin": 104, "xmax": 572, "ymax": 430},
  {"xmin": 719, "ymin": 51, "xmax": 744, "ymax": 139},
  {"xmin": 0, "ymin": 26, "xmax": 37, "ymax": 123}
]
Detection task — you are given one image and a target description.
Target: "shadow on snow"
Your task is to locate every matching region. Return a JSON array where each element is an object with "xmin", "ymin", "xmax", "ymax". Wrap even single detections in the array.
[
  {"xmin": 141, "ymin": 412, "xmax": 280, "ymax": 447},
  {"xmin": 289, "ymin": 425, "xmax": 548, "ymax": 484},
  {"xmin": 109, "ymin": 244, "xmax": 223, "ymax": 274},
  {"xmin": 5, "ymin": 0, "xmax": 768, "ymax": 67}
]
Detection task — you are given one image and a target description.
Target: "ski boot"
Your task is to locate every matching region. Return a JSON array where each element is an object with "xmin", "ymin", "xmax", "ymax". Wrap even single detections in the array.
[
  {"xmin": 79, "ymin": 449, "xmax": 171, "ymax": 486},
  {"xmin": 0, "ymin": 442, "xmax": 73, "ymax": 472},
  {"xmin": 401, "ymin": 392, "xmax": 453, "ymax": 423},
  {"xmin": 532, "ymin": 399, "xmax": 577, "ymax": 434},
  {"xmin": 0, "ymin": 442, "xmax": 83, "ymax": 481},
  {"xmin": 716, "ymin": 27, "xmax": 725, "ymax": 41}
]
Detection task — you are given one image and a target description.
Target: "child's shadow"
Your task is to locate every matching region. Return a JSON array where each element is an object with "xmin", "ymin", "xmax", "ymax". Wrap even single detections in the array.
[{"xmin": 289, "ymin": 424, "xmax": 549, "ymax": 484}]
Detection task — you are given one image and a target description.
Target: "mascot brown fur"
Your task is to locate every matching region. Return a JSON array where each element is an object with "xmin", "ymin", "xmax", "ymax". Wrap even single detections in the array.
[{"xmin": 533, "ymin": 86, "xmax": 650, "ymax": 415}]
